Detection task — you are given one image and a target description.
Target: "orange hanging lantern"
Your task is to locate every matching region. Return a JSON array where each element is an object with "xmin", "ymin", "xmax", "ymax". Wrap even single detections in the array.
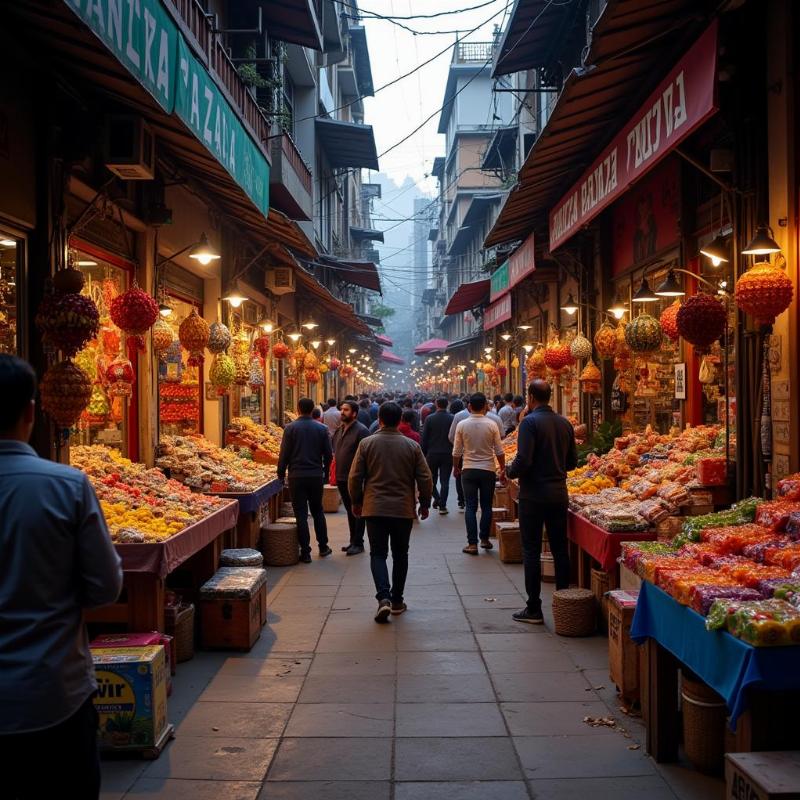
[
  {"xmin": 660, "ymin": 300, "xmax": 681, "ymax": 342},
  {"xmin": 526, "ymin": 346, "xmax": 547, "ymax": 378},
  {"xmin": 594, "ymin": 322, "xmax": 617, "ymax": 361},
  {"xmin": 273, "ymin": 340, "xmax": 290, "ymax": 360},
  {"xmin": 305, "ymin": 368, "xmax": 320, "ymax": 384},
  {"xmin": 294, "ymin": 344, "xmax": 308, "ymax": 370},
  {"xmin": 579, "ymin": 360, "xmax": 602, "ymax": 395},
  {"xmin": 734, "ymin": 260, "xmax": 794, "ymax": 325},
  {"xmin": 178, "ymin": 308, "xmax": 210, "ymax": 366},
  {"xmin": 41, "ymin": 359, "xmax": 92, "ymax": 429}
]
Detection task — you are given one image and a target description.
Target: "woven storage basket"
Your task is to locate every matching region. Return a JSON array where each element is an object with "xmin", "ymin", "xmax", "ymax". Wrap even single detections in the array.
[
  {"xmin": 220, "ymin": 548, "xmax": 264, "ymax": 567},
  {"xmin": 165, "ymin": 603, "xmax": 195, "ymax": 663},
  {"xmin": 323, "ymin": 485, "xmax": 341, "ymax": 513},
  {"xmin": 275, "ymin": 516, "xmax": 297, "ymax": 525},
  {"xmin": 261, "ymin": 523, "xmax": 299, "ymax": 566},
  {"xmin": 681, "ymin": 673, "xmax": 727, "ymax": 774},
  {"xmin": 552, "ymin": 588, "xmax": 596, "ymax": 637},
  {"xmin": 496, "ymin": 522, "xmax": 522, "ymax": 563}
]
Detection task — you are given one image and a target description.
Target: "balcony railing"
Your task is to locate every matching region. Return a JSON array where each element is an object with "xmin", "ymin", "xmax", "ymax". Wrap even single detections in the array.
[{"xmin": 455, "ymin": 42, "xmax": 494, "ymax": 64}]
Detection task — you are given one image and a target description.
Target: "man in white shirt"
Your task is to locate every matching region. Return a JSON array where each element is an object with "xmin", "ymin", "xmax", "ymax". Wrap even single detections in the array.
[
  {"xmin": 452, "ymin": 393, "xmax": 506, "ymax": 555},
  {"xmin": 449, "ymin": 400, "xmax": 504, "ymax": 443},
  {"xmin": 323, "ymin": 397, "xmax": 341, "ymax": 436}
]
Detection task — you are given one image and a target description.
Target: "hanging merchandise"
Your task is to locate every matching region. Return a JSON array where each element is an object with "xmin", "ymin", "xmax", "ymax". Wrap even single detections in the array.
[
  {"xmin": 178, "ymin": 308, "xmax": 210, "ymax": 366},
  {"xmin": 483, "ymin": 362, "xmax": 496, "ymax": 378},
  {"xmin": 272, "ymin": 340, "xmax": 290, "ymax": 360},
  {"xmin": 327, "ymin": 356, "xmax": 341, "ymax": 371},
  {"xmin": 734, "ymin": 260, "xmax": 794, "ymax": 325},
  {"xmin": 286, "ymin": 375, "xmax": 297, "ymax": 387},
  {"xmin": 660, "ymin": 300, "xmax": 681, "ymax": 342},
  {"xmin": 36, "ymin": 291, "xmax": 100, "ymax": 357},
  {"xmin": 110, "ymin": 283, "xmax": 159, "ymax": 351},
  {"xmin": 151, "ymin": 318, "xmax": 174, "ymax": 357},
  {"xmin": 293, "ymin": 344, "xmax": 308, "ymax": 371},
  {"xmin": 209, "ymin": 353, "xmax": 235, "ymax": 395},
  {"xmin": 676, "ymin": 293, "xmax": 726, "ymax": 349},
  {"xmin": 75, "ymin": 346, "xmax": 99, "ymax": 382},
  {"xmin": 544, "ymin": 336, "xmax": 574, "ymax": 373},
  {"xmin": 85, "ymin": 382, "xmax": 110, "ymax": 423},
  {"xmin": 52, "ymin": 264, "xmax": 86, "ymax": 294},
  {"xmin": 319, "ymin": 361, "xmax": 329, "ymax": 374},
  {"xmin": 106, "ymin": 356, "xmax": 135, "ymax": 398},
  {"xmin": 570, "ymin": 332, "xmax": 593, "ymax": 361},
  {"xmin": 340, "ymin": 364, "xmax": 354, "ymax": 378},
  {"xmin": 496, "ymin": 359, "xmax": 508, "ymax": 378},
  {"xmin": 699, "ymin": 355, "xmax": 716, "ymax": 385},
  {"xmin": 305, "ymin": 350, "xmax": 319, "ymax": 370},
  {"xmin": 526, "ymin": 346, "xmax": 547, "ymax": 378},
  {"xmin": 253, "ymin": 333, "xmax": 270, "ymax": 360},
  {"xmin": 467, "ymin": 374, "xmax": 477, "ymax": 387},
  {"xmin": 249, "ymin": 356, "xmax": 265, "ymax": 390},
  {"xmin": 230, "ymin": 336, "xmax": 250, "ymax": 386},
  {"xmin": 207, "ymin": 321, "xmax": 232, "ymax": 355},
  {"xmin": 594, "ymin": 322, "xmax": 617, "ymax": 361},
  {"xmin": 305, "ymin": 369, "xmax": 320, "ymax": 384},
  {"xmin": 625, "ymin": 313, "xmax": 663, "ymax": 354},
  {"xmin": 511, "ymin": 355, "xmax": 520, "ymax": 370},
  {"xmin": 41, "ymin": 359, "xmax": 92, "ymax": 429},
  {"xmin": 579, "ymin": 360, "xmax": 602, "ymax": 395},
  {"xmin": 610, "ymin": 374, "xmax": 629, "ymax": 413}
]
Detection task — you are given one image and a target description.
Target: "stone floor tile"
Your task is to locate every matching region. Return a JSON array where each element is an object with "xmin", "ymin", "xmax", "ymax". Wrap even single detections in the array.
[
  {"xmin": 298, "ymin": 673, "xmax": 396, "ymax": 703},
  {"xmin": 199, "ymin": 674, "xmax": 305, "ymax": 704},
  {"xmin": 284, "ymin": 702, "xmax": 394, "ymax": 737},
  {"xmin": 501, "ymin": 701, "xmax": 619, "ymax": 736},
  {"xmin": 482, "ymin": 650, "xmax": 578, "ymax": 673},
  {"xmin": 475, "ymin": 632, "xmax": 560, "ymax": 651},
  {"xmin": 527, "ymin": 776, "xmax": 678, "ymax": 799},
  {"xmin": 492, "ymin": 671, "xmax": 598, "ymax": 702},
  {"xmin": 395, "ymin": 782, "xmax": 529, "ymax": 800},
  {"xmin": 655, "ymin": 762, "xmax": 726, "ymax": 800},
  {"xmin": 396, "ymin": 673, "xmax": 496, "ymax": 703},
  {"xmin": 98, "ymin": 760, "xmax": 147, "ymax": 798},
  {"xmin": 177, "ymin": 701, "xmax": 293, "ymax": 738},
  {"xmin": 126, "ymin": 779, "xmax": 261, "ymax": 799},
  {"xmin": 460, "ymin": 594, "xmax": 526, "ymax": 609},
  {"xmin": 396, "ymin": 651, "xmax": 488, "ymax": 675},
  {"xmin": 396, "ymin": 702, "xmax": 507, "ymax": 737},
  {"xmin": 266, "ymin": 738, "xmax": 392, "ymax": 781},
  {"xmin": 216, "ymin": 656, "xmax": 311, "ymax": 678},
  {"xmin": 315, "ymin": 631, "xmax": 397, "ymax": 653},
  {"xmin": 466, "ymin": 608, "xmax": 544, "ymax": 634},
  {"xmin": 395, "ymin": 631, "xmax": 478, "ymax": 652},
  {"xmin": 394, "ymin": 738, "xmax": 523, "ymax": 781},
  {"xmin": 258, "ymin": 782, "xmax": 392, "ymax": 800},
  {"xmin": 142, "ymin": 737, "xmax": 278, "ymax": 781},
  {"xmin": 308, "ymin": 652, "xmax": 396, "ymax": 677}
]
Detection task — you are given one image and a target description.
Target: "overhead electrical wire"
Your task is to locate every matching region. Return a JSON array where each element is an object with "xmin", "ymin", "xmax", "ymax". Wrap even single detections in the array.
[{"xmin": 339, "ymin": 0, "xmax": 504, "ymax": 21}]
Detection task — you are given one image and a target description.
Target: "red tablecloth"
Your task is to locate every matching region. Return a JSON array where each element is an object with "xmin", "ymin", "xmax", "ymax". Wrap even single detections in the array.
[
  {"xmin": 114, "ymin": 500, "xmax": 239, "ymax": 577},
  {"xmin": 568, "ymin": 510, "xmax": 657, "ymax": 572}
]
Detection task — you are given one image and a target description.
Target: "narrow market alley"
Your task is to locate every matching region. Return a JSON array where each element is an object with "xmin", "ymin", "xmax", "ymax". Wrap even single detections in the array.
[{"xmin": 100, "ymin": 499, "xmax": 723, "ymax": 800}]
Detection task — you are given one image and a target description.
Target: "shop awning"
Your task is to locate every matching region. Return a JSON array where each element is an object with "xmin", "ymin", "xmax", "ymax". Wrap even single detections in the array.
[
  {"xmin": 358, "ymin": 313, "xmax": 383, "ymax": 328},
  {"xmin": 350, "ymin": 227, "xmax": 385, "ymax": 243},
  {"xmin": 376, "ymin": 334, "xmax": 393, "ymax": 347},
  {"xmin": 381, "ymin": 350, "xmax": 405, "ymax": 365},
  {"xmin": 414, "ymin": 338, "xmax": 450, "ymax": 355},
  {"xmin": 485, "ymin": 0, "xmax": 711, "ymax": 249},
  {"xmin": 446, "ymin": 333, "xmax": 481, "ymax": 352},
  {"xmin": 293, "ymin": 263, "xmax": 372, "ymax": 336},
  {"xmin": 265, "ymin": 208, "xmax": 317, "ymax": 259},
  {"xmin": 444, "ymin": 279, "xmax": 490, "ymax": 316},
  {"xmin": 315, "ymin": 118, "xmax": 379, "ymax": 170},
  {"xmin": 263, "ymin": 1, "xmax": 323, "ymax": 50},
  {"xmin": 318, "ymin": 255, "xmax": 382, "ymax": 294}
]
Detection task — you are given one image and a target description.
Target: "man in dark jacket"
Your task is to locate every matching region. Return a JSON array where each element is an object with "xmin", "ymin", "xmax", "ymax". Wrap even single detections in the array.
[
  {"xmin": 278, "ymin": 397, "xmax": 333, "ymax": 563},
  {"xmin": 421, "ymin": 396, "xmax": 454, "ymax": 515},
  {"xmin": 506, "ymin": 380, "xmax": 577, "ymax": 624},
  {"xmin": 357, "ymin": 398, "xmax": 372, "ymax": 427},
  {"xmin": 333, "ymin": 400, "xmax": 370, "ymax": 556}
]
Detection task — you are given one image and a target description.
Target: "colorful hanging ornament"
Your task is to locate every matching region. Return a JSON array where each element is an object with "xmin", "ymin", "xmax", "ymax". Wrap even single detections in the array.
[
  {"xmin": 734, "ymin": 260, "xmax": 794, "ymax": 325},
  {"xmin": 273, "ymin": 340, "xmax": 290, "ymax": 360},
  {"xmin": 328, "ymin": 356, "xmax": 341, "ymax": 372},
  {"xmin": 293, "ymin": 344, "xmax": 308, "ymax": 371},
  {"xmin": 109, "ymin": 283, "xmax": 158, "ymax": 350},
  {"xmin": 305, "ymin": 368, "xmax": 320, "ymax": 384},
  {"xmin": 594, "ymin": 322, "xmax": 617, "ymax": 361},
  {"xmin": 467, "ymin": 374, "xmax": 477, "ymax": 387},
  {"xmin": 249, "ymin": 356, "xmax": 265, "ymax": 390},
  {"xmin": 496, "ymin": 359, "xmax": 508, "ymax": 378},
  {"xmin": 579, "ymin": 360, "xmax": 602, "ymax": 394},
  {"xmin": 101, "ymin": 325, "xmax": 121, "ymax": 357},
  {"xmin": 525, "ymin": 347, "xmax": 547, "ymax": 378},
  {"xmin": 319, "ymin": 361, "xmax": 329, "ymax": 374},
  {"xmin": 659, "ymin": 300, "xmax": 681, "ymax": 342},
  {"xmin": 231, "ymin": 337, "xmax": 250, "ymax": 385},
  {"xmin": 178, "ymin": 308, "xmax": 210, "ymax": 366},
  {"xmin": 152, "ymin": 318, "xmax": 174, "ymax": 357},
  {"xmin": 570, "ymin": 332, "xmax": 593, "ymax": 361},
  {"xmin": 36, "ymin": 291, "xmax": 100, "ymax": 357},
  {"xmin": 106, "ymin": 355, "xmax": 135, "ymax": 398},
  {"xmin": 85, "ymin": 382, "xmax": 110, "ymax": 422},
  {"xmin": 52, "ymin": 265, "xmax": 86, "ymax": 295},
  {"xmin": 676, "ymin": 293, "xmax": 726, "ymax": 349},
  {"xmin": 253, "ymin": 333, "xmax": 271, "ymax": 360},
  {"xmin": 74, "ymin": 346, "xmax": 99, "ymax": 382},
  {"xmin": 210, "ymin": 353, "xmax": 235, "ymax": 395},
  {"xmin": 207, "ymin": 321, "xmax": 232, "ymax": 355},
  {"xmin": 304, "ymin": 350, "xmax": 319, "ymax": 370},
  {"xmin": 40, "ymin": 359, "xmax": 92, "ymax": 429},
  {"xmin": 511, "ymin": 355, "xmax": 520, "ymax": 370},
  {"xmin": 544, "ymin": 337, "xmax": 574, "ymax": 372},
  {"xmin": 625, "ymin": 313, "xmax": 662, "ymax": 353},
  {"xmin": 340, "ymin": 364, "xmax": 354, "ymax": 378}
]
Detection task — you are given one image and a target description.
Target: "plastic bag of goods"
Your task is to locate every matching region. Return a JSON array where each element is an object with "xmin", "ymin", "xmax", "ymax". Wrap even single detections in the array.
[
  {"xmin": 755, "ymin": 500, "xmax": 800, "ymax": 533},
  {"xmin": 690, "ymin": 585, "xmax": 762, "ymax": 616}
]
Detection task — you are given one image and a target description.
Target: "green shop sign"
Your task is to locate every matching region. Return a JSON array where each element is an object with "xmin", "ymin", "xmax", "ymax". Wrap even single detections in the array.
[
  {"xmin": 490, "ymin": 260, "xmax": 509, "ymax": 301},
  {"xmin": 63, "ymin": 0, "xmax": 269, "ymax": 217}
]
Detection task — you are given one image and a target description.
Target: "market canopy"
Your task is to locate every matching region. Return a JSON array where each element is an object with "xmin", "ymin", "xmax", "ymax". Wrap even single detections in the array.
[
  {"xmin": 444, "ymin": 279, "xmax": 490, "ymax": 316},
  {"xmin": 263, "ymin": 0, "xmax": 323, "ymax": 50},
  {"xmin": 322, "ymin": 257, "xmax": 382, "ymax": 294},
  {"xmin": 315, "ymin": 118, "xmax": 379, "ymax": 170},
  {"xmin": 381, "ymin": 350, "xmax": 405, "ymax": 364},
  {"xmin": 414, "ymin": 338, "xmax": 450, "ymax": 355},
  {"xmin": 293, "ymin": 263, "xmax": 371, "ymax": 336},
  {"xmin": 376, "ymin": 334, "xmax": 393, "ymax": 347}
]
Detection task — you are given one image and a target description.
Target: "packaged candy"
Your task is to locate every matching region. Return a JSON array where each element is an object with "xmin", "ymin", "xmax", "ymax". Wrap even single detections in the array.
[
  {"xmin": 639, "ymin": 555, "xmax": 695, "ymax": 583},
  {"xmin": 763, "ymin": 544, "xmax": 800, "ymax": 571},
  {"xmin": 690, "ymin": 585, "xmax": 761, "ymax": 616},
  {"xmin": 638, "ymin": 498, "xmax": 673, "ymax": 525},
  {"xmin": 777, "ymin": 473, "xmax": 800, "ymax": 501},
  {"xmin": 666, "ymin": 573, "xmax": 738, "ymax": 605},
  {"xmin": 700, "ymin": 524, "xmax": 774, "ymax": 555},
  {"xmin": 741, "ymin": 538, "xmax": 789, "ymax": 563},
  {"xmin": 773, "ymin": 583, "xmax": 800, "ymax": 608},
  {"xmin": 786, "ymin": 512, "xmax": 800, "ymax": 540},
  {"xmin": 680, "ymin": 497, "xmax": 762, "ymax": 541},
  {"xmin": 727, "ymin": 599, "xmax": 800, "ymax": 646},
  {"xmin": 620, "ymin": 541, "xmax": 676, "ymax": 572},
  {"xmin": 697, "ymin": 457, "xmax": 727, "ymax": 486},
  {"xmin": 719, "ymin": 562, "xmax": 792, "ymax": 588},
  {"xmin": 755, "ymin": 500, "xmax": 800, "ymax": 533}
]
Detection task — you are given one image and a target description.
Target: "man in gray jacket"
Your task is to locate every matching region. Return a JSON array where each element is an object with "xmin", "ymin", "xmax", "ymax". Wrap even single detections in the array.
[{"xmin": 349, "ymin": 402, "xmax": 433, "ymax": 622}]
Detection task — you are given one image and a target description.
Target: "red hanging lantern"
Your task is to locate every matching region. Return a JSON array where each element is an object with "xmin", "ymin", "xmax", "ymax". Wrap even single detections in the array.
[
  {"xmin": 110, "ymin": 283, "xmax": 158, "ymax": 351},
  {"xmin": 178, "ymin": 308, "xmax": 210, "ymax": 366},
  {"xmin": 328, "ymin": 356, "xmax": 341, "ymax": 371},
  {"xmin": 734, "ymin": 260, "xmax": 794, "ymax": 325},
  {"xmin": 272, "ymin": 340, "xmax": 290, "ymax": 360},
  {"xmin": 305, "ymin": 368, "xmax": 320, "ymax": 384},
  {"xmin": 253, "ymin": 333, "xmax": 271, "ymax": 360},
  {"xmin": 40, "ymin": 359, "xmax": 92, "ymax": 429},
  {"xmin": 544, "ymin": 338, "xmax": 574, "ymax": 372},
  {"xmin": 106, "ymin": 355, "xmax": 135, "ymax": 398},
  {"xmin": 660, "ymin": 300, "xmax": 681, "ymax": 342},
  {"xmin": 36, "ymin": 292, "xmax": 100, "ymax": 357},
  {"xmin": 676, "ymin": 293, "xmax": 726, "ymax": 349}
]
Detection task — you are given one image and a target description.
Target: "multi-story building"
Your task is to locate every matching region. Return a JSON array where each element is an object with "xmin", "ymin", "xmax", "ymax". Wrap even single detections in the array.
[{"xmin": 412, "ymin": 197, "xmax": 433, "ymax": 342}]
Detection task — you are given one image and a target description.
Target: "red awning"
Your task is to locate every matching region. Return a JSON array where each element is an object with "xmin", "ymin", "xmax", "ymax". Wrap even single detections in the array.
[
  {"xmin": 444, "ymin": 279, "xmax": 490, "ymax": 316},
  {"xmin": 319, "ymin": 256, "xmax": 382, "ymax": 294},
  {"xmin": 414, "ymin": 338, "xmax": 450, "ymax": 355},
  {"xmin": 376, "ymin": 334, "xmax": 393, "ymax": 347},
  {"xmin": 381, "ymin": 350, "xmax": 405, "ymax": 364}
]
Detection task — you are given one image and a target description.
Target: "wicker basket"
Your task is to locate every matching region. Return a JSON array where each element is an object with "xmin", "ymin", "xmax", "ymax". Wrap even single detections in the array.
[
  {"xmin": 681, "ymin": 673, "xmax": 727, "ymax": 774},
  {"xmin": 552, "ymin": 588, "xmax": 596, "ymax": 637},
  {"xmin": 220, "ymin": 548, "xmax": 264, "ymax": 567},
  {"xmin": 261, "ymin": 523, "xmax": 299, "ymax": 566},
  {"xmin": 496, "ymin": 522, "xmax": 522, "ymax": 563},
  {"xmin": 165, "ymin": 603, "xmax": 195, "ymax": 663},
  {"xmin": 275, "ymin": 516, "xmax": 297, "ymax": 525},
  {"xmin": 323, "ymin": 485, "xmax": 341, "ymax": 513}
]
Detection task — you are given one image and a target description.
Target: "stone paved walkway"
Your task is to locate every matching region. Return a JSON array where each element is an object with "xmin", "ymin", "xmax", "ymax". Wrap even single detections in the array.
[{"xmin": 101, "ymin": 492, "xmax": 724, "ymax": 799}]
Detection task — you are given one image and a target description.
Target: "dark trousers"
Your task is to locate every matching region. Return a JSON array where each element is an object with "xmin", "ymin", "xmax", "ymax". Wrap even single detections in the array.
[
  {"xmin": 290, "ymin": 476, "xmax": 329, "ymax": 555},
  {"xmin": 2, "ymin": 694, "xmax": 100, "ymax": 799},
  {"xmin": 461, "ymin": 468, "xmax": 496, "ymax": 544},
  {"xmin": 518, "ymin": 499, "xmax": 571, "ymax": 613},
  {"xmin": 427, "ymin": 452, "xmax": 453, "ymax": 509},
  {"xmin": 366, "ymin": 517, "xmax": 413, "ymax": 603},
  {"xmin": 338, "ymin": 480, "xmax": 365, "ymax": 547},
  {"xmin": 454, "ymin": 472, "xmax": 465, "ymax": 505}
]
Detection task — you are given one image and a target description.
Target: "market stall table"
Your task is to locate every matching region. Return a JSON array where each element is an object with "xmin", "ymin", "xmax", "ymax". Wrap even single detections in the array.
[
  {"xmin": 207, "ymin": 477, "xmax": 284, "ymax": 548},
  {"xmin": 85, "ymin": 500, "xmax": 239, "ymax": 633},
  {"xmin": 631, "ymin": 580, "xmax": 800, "ymax": 760}
]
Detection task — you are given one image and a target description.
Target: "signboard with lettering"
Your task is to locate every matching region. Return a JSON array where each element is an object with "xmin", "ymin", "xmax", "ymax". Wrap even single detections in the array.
[
  {"xmin": 508, "ymin": 231, "xmax": 535, "ymax": 288},
  {"xmin": 490, "ymin": 260, "xmax": 509, "ymax": 302},
  {"xmin": 484, "ymin": 293, "xmax": 511, "ymax": 331},
  {"xmin": 549, "ymin": 20, "xmax": 718, "ymax": 252}
]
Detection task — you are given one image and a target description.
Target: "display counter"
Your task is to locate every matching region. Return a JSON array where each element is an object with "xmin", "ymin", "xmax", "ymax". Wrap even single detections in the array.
[{"xmin": 207, "ymin": 478, "xmax": 284, "ymax": 547}]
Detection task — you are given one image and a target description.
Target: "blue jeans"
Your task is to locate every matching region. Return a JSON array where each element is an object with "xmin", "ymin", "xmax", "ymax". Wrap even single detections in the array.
[
  {"xmin": 366, "ymin": 517, "xmax": 413, "ymax": 603},
  {"xmin": 461, "ymin": 469, "xmax": 495, "ymax": 545}
]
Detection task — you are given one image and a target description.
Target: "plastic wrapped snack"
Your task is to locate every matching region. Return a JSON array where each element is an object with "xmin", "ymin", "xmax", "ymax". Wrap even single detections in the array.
[
  {"xmin": 701, "ymin": 524, "xmax": 774, "ymax": 555},
  {"xmin": 763, "ymin": 544, "xmax": 800, "ymax": 572},
  {"xmin": 755, "ymin": 500, "xmax": 800, "ymax": 533},
  {"xmin": 777, "ymin": 473, "xmax": 800, "ymax": 501},
  {"xmin": 786, "ymin": 512, "xmax": 800, "ymax": 540},
  {"xmin": 697, "ymin": 457, "xmax": 727, "ymax": 486},
  {"xmin": 638, "ymin": 498, "xmax": 673, "ymax": 525},
  {"xmin": 639, "ymin": 554, "xmax": 695, "ymax": 583},
  {"xmin": 620, "ymin": 541, "xmax": 676, "ymax": 572},
  {"xmin": 657, "ymin": 567, "xmax": 721, "ymax": 602},
  {"xmin": 741, "ymin": 538, "xmax": 790, "ymax": 563},
  {"xmin": 773, "ymin": 583, "xmax": 800, "ymax": 608},
  {"xmin": 679, "ymin": 497, "xmax": 762, "ymax": 542},
  {"xmin": 719, "ymin": 562, "xmax": 792, "ymax": 588},
  {"xmin": 691, "ymin": 585, "xmax": 762, "ymax": 616},
  {"xmin": 727, "ymin": 599, "xmax": 800, "ymax": 646}
]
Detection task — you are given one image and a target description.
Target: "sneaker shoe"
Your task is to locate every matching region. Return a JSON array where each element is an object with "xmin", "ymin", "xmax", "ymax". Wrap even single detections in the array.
[
  {"xmin": 375, "ymin": 599, "xmax": 392, "ymax": 624},
  {"xmin": 512, "ymin": 608, "xmax": 544, "ymax": 625},
  {"xmin": 432, "ymin": 499, "xmax": 439, "ymax": 509},
  {"xmin": 462, "ymin": 544, "xmax": 478, "ymax": 555},
  {"xmin": 479, "ymin": 538, "xmax": 493, "ymax": 550},
  {"xmin": 391, "ymin": 602, "xmax": 407, "ymax": 615},
  {"xmin": 299, "ymin": 553, "xmax": 312, "ymax": 564},
  {"xmin": 345, "ymin": 545, "xmax": 365, "ymax": 556},
  {"xmin": 318, "ymin": 545, "xmax": 333, "ymax": 557},
  {"xmin": 438, "ymin": 507, "xmax": 449, "ymax": 515}
]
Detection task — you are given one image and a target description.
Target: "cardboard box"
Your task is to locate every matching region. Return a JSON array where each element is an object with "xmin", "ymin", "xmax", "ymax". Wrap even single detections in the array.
[
  {"xmin": 620, "ymin": 563, "xmax": 642, "ymax": 591},
  {"xmin": 726, "ymin": 752, "xmax": 800, "ymax": 800},
  {"xmin": 607, "ymin": 589, "xmax": 640, "ymax": 703},
  {"xmin": 92, "ymin": 645, "xmax": 168, "ymax": 751},
  {"xmin": 90, "ymin": 632, "xmax": 174, "ymax": 695}
]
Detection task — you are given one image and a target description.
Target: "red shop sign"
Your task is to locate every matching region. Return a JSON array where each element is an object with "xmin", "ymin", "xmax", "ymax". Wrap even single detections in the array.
[
  {"xmin": 483, "ymin": 293, "xmax": 512, "ymax": 331},
  {"xmin": 509, "ymin": 231, "xmax": 535, "ymax": 289},
  {"xmin": 548, "ymin": 20, "xmax": 718, "ymax": 252}
]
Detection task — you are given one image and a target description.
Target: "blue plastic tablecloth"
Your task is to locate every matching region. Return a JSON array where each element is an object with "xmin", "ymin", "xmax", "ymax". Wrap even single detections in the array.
[
  {"xmin": 211, "ymin": 478, "xmax": 284, "ymax": 514},
  {"xmin": 631, "ymin": 580, "xmax": 800, "ymax": 724}
]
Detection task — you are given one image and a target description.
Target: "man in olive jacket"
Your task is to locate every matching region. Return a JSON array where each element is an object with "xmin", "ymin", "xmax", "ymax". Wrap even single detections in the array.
[{"xmin": 348, "ymin": 402, "xmax": 433, "ymax": 623}]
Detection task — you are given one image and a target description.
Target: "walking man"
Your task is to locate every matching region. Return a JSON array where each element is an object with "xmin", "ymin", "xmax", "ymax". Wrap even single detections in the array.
[
  {"xmin": 278, "ymin": 397, "xmax": 333, "ymax": 563},
  {"xmin": 507, "ymin": 380, "xmax": 577, "ymax": 624},
  {"xmin": 333, "ymin": 400, "xmax": 370, "ymax": 556},
  {"xmin": 421, "ymin": 396, "xmax": 454, "ymax": 515},
  {"xmin": 0, "ymin": 355, "xmax": 123, "ymax": 799},
  {"xmin": 453, "ymin": 393, "xmax": 506, "ymax": 555},
  {"xmin": 348, "ymin": 402, "xmax": 433, "ymax": 623},
  {"xmin": 323, "ymin": 397, "xmax": 341, "ymax": 436},
  {"xmin": 498, "ymin": 392, "xmax": 517, "ymax": 435}
]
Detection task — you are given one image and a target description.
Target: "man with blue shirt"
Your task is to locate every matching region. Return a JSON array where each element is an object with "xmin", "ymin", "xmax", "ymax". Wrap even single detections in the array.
[{"xmin": 0, "ymin": 355, "xmax": 123, "ymax": 798}]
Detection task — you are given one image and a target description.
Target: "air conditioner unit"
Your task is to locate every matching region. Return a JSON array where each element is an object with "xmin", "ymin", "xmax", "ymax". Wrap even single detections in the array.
[
  {"xmin": 265, "ymin": 267, "xmax": 295, "ymax": 295},
  {"xmin": 104, "ymin": 116, "xmax": 155, "ymax": 180}
]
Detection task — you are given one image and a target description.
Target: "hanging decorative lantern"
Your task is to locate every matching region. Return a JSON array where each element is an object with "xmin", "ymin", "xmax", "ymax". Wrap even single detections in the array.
[
  {"xmin": 273, "ymin": 340, "xmax": 290, "ymax": 360},
  {"xmin": 253, "ymin": 333, "xmax": 270, "ymax": 360},
  {"xmin": 178, "ymin": 308, "xmax": 210, "ymax": 366},
  {"xmin": 319, "ymin": 361, "xmax": 329, "ymax": 374},
  {"xmin": 544, "ymin": 337, "xmax": 574, "ymax": 372},
  {"xmin": 40, "ymin": 359, "xmax": 92, "ymax": 429},
  {"xmin": 328, "ymin": 356, "xmax": 341, "ymax": 372},
  {"xmin": 467, "ymin": 374, "xmax": 477, "ymax": 387},
  {"xmin": 304, "ymin": 350, "xmax": 319, "ymax": 370},
  {"xmin": 625, "ymin": 313, "xmax": 663, "ymax": 353},
  {"xmin": 305, "ymin": 368, "xmax": 320, "ymax": 384},
  {"xmin": 85, "ymin": 382, "xmax": 110, "ymax": 422},
  {"xmin": 152, "ymin": 318, "xmax": 174, "ymax": 357},
  {"xmin": 110, "ymin": 283, "xmax": 159, "ymax": 350},
  {"xmin": 231, "ymin": 337, "xmax": 250, "ymax": 385},
  {"xmin": 52, "ymin": 265, "xmax": 86, "ymax": 295},
  {"xmin": 483, "ymin": 362, "xmax": 495, "ymax": 378},
  {"xmin": 526, "ymin": 346, "xmax": 547, "ymax": 378},
  {"xmin": 207, "ymin": 321, "xmax": 232, "ymax": 355},
  {"xmin": 570, "ymin": 332, "xmax": 593, "ymax": 361},
  {"xmin": 106, "ymin": 355, "xmax": 135, "ymax": 398},
  {"xmin": 249, "ymin": 356, "xmax": 265, "ymax": 390},
  {"xmin": 511, "ymin": 355, "xmax": 520, "ymax": 370},
  {"xmin": 287, "ymin": 375, "xmax": 297, "ymax": 387},
  {"xmin": 496, "ymin": 359, "xmax": 508, "ymax": 378},
  {"xmin": 210, "ymin": 353, "xmax": 235, "ymax": 395},
  {"xmin": 675, "ymin": 292, "xmax": 727, "ymax": 350},
  {"xmin": 340, "ymin": 364, "xmax": 354, "ymax": 378},
  {"xmin": 734, "ymin": 260, "xmax": 794, "ymax": 325},
  {"xmin": 660, "ymin": 300, "xmax": 681, "ymax": 342},
  {"xmin": 579, "ymin": 360, "xmax": 602, "ymax": 395},
  {"xmin": 36, "ymin": 291, "xmax": 100, "ymax": 357},
  {"xmin": 594, "ymin": 322, "xmax": 617, "ymax": 361}
]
